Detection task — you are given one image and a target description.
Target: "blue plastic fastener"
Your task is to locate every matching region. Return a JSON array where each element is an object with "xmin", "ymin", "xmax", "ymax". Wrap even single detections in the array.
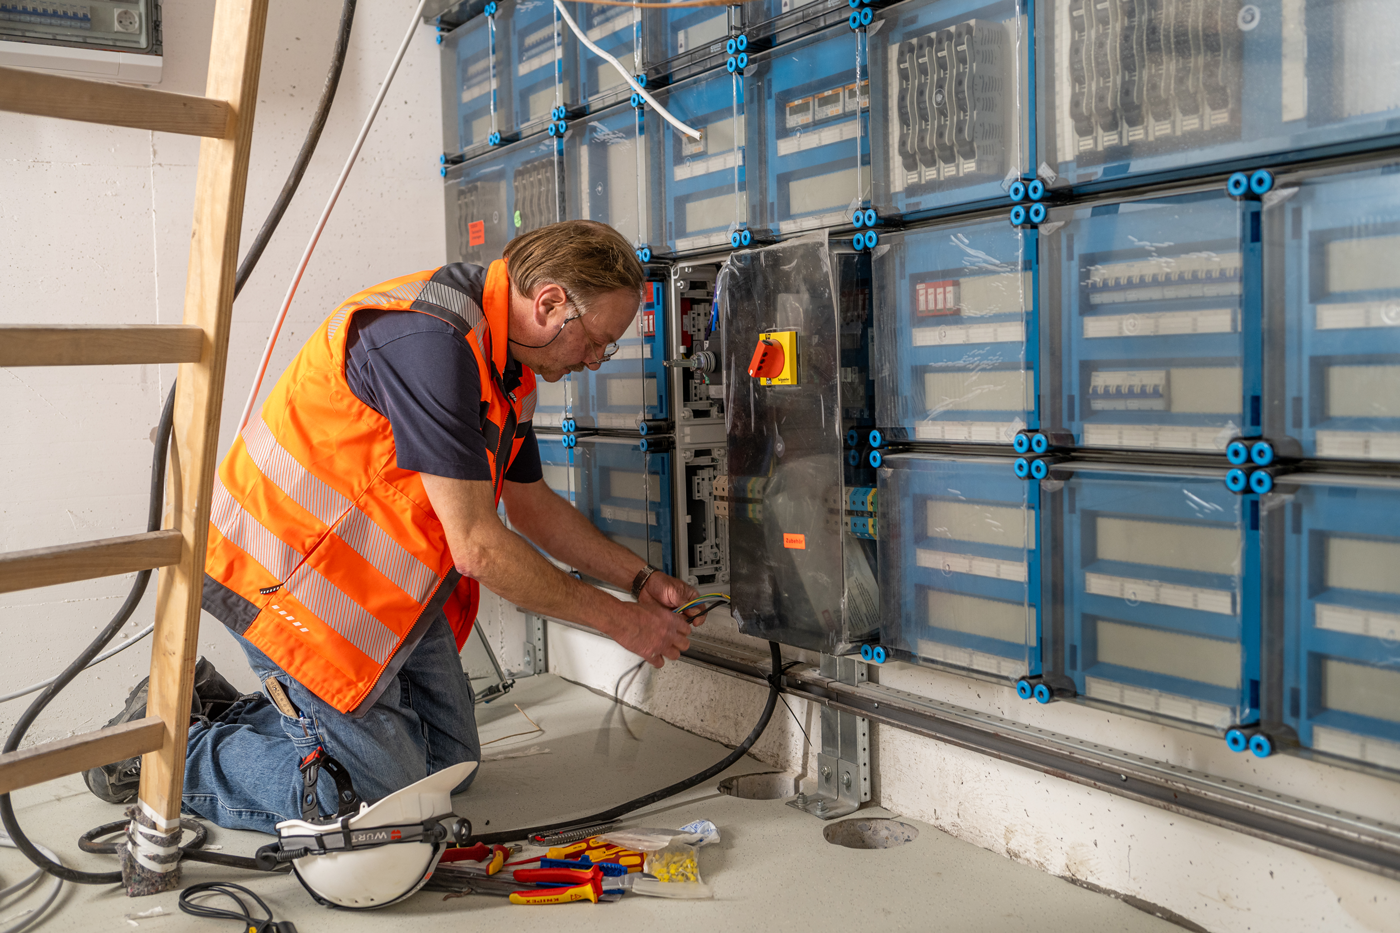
[
  {"xmin": 640, "ymin": 246, "xmax": 652, "ymax": 262},
  {"xmin": 1014, "ymin": 457, "xmax": 1031, "ymax": 478},
  {"xmin": 863, "ymin": 208, "xmax": 877, "ymax": 227},
  {"xmin": 564, "ymin": 419, "xmax": 575, "ymax": 432},
  {"xmin": 639, "ymin": 438, "xmax": 649, "ymax": 452},
  {"xmin": 439, "ymin": 154, "xmax": 447, "ymax": 165},
  {"xmin": 737, "ymin": 52, "xmax": 748, "ymax": 69},
  {"xmin": 860, "ymin": 644, "xmax": 873, "ymax": 661},
  {"xmin": 852, "ymin": 210, "xmax": 865, "ymax": 228},
  {"xmin": 852, "ymin": 233, "xmax": 865, "ymax": 251},
  {"xmin": 1033, "ymin": 683, "xmax": 1052, "ymax": 704},
  {"xmin": 631, "ymin": 93, "xmax": 641, "ymax": 107},
  {"xmin": 1225, "ymin": 728, "xmax": 1249, "ymax": 753},
  {"xmin": 1226, "ymin": 440, "xmax": 1249, "ymax": 465},
  {"xmin": 1028, "ymin": 202, "xmax": 1047, "ymax": 224},
  {"xmin": 1030, "ymin": 433, "xmax": 1049, "ymax": 454},
  {"xmin": 638, "ymin": 420, "xmax": 649, "ymax": 436},
  {"xmin": 557, "ymin": 120, "xmax": 567, "ymax": 134},
  {"xmin": 1249, "ymin": 469, "xmax": 1274, "ymax": 494},
  {"xmin": 871, "ymin": 646, "xmax": 887, "ymax": 664},
  {"xmin": 1008, "ymin": 180, "xmax": 1026, "ymax": 202},
  {"xmin": 1013, "ymin": 432, "xmax": 1031, "ymax": 454},
  {"xmin": 726, "ymin": 37, "xmax": 737, "ymax": 54},
  {"xmin": 1249, "ymin": 169, "xmax": 1274, "ymax": 196},
  {"xmin": 1030, "ymin": 458, "xmax": 1049, "ymax": 480},
  {"xmin": 636, "ymin": 74, "xmax": 646, "ymax": 87},
  {"xmin": 1015, "ymin": 679, "xmax": 1034, "ymax": 700},
  {"xmin": 1226, "ymin": 468, "xmax": 1248, "ymax": 492},
  {"xmin": 440, "ymin": 166, "xmax": 447, "ymax": 177},
  {"xmin": 485, "ymin": 1, "xmax": 496, "ymax": 13},
  {"xmin": 860, "ymin": 7, "xmax": 873, "ymax": 25},
  {"xmin": 1027, "ymin": 179, "xmax": 1045, "ymax": 201},
  {"xmin": 846, "ymin": 429, "xmax": 859, "ymax": 447},
  {"xmin": 736, "ymin": 34, "xmax": 748, "ymax": 50},
  {"xmin": 1248, "ymin": 733, "xmax": 1274, "ymax": 758},
  {"xmin": 436, "ymin": 34, "xmax": 444, "ymax": 44},
  {"xmin": 849, "ymin": 11, "xmax": 861, "ymax": 29},
  {"xmin": 551, "ymin": 106, "xmax": 559, "ymax": 120},
  {"xmin": 869, "ymin": 450, "xmax": 883, "ymax": 468},
  {"xmin": 868, "ymin": 429, "xmax": 883, "ymax": 449},
  {"xmin": 847, "ymin": 449, "xmax": 859, "ymax": 466},
  {"xmin": 1226, "ymin": 172, "xmax": 1249, "ymax": 197},
  {"xmin": 740, "ymin": 228, "xmax": 752, "ymax": 246},
  {"xmin": 561, "ymin": 435, "xmax": 570, "ymax": 449},
  {"xmin": 848, "ymin": 0, "xmax": 859, "ymax": 8},
  {"xmin": 1250, "ymin": 440, "xmax": 1274, "ymax": 466},
  {"xmin": 732, "ymin": 231, "xmax": 743, "ymax": 248},
  {"xmin": 727, "ymin": 56, "xmax": 738, "ymax": 73},
  {"xmin": 548, "ymin": 124, "xmax": 558, "ymax": 137},
  {"xmin": 863, "ymin": 230, "xmax": 878, "ymax": 249},
  {"xmin": 1010, "ymin": 205, "xmax": 1027, "ymax": 226}
]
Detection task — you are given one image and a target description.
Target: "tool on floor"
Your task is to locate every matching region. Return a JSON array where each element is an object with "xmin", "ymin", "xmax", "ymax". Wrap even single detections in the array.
[{"xmin": 509, "ymin": 866, "xmax": 606, "ymax": 905}]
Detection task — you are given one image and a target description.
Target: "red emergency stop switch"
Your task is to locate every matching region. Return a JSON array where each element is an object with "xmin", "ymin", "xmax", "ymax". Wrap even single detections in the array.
[{"xmin": 748, "ymin": 337, "xmax": 785, "ymax": 380}]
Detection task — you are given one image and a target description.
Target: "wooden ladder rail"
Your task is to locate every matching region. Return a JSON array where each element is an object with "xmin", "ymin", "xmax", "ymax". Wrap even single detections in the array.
[{"xmin": 0, "ymin": 0, "xmax": 270, "ymax": 862}]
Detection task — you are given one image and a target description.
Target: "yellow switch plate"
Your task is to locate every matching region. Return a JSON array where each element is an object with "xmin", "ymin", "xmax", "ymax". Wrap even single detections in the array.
[{"xmin": 757, "ymin": 330, "xmax": 798, "ymax": 386}]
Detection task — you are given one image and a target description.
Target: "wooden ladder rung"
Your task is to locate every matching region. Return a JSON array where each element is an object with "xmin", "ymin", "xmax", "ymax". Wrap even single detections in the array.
[
  {"xmin": 0, "ymin": 529, "xmax": 183, "ymax": 595},
  {"xmin": 0, "ymin": 717, "xmax": 165, "ymax": 796},
  {"xmin": 0, "ymin": 325, "xmax": 204, "ymax": 367},
  {"xmin": 0, "ymin": 66, "xmax": 233, "ymax": 139}
]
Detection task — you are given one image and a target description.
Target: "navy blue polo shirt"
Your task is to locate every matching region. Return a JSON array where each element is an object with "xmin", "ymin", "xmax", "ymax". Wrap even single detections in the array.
[{"xmin": 344, "ymin": 309, "xmax": 543, "ymax": 484}]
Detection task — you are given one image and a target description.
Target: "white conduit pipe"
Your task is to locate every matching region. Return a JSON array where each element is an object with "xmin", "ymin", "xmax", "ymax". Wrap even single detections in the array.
[
  {"xmin": 552, "ymin": 0, "xmax": 701, "ymax": 140},
  {"xmin": 0, "ymin": 624, "xmax": 154, "ymax": 706},
  {"xmin": 238, "ymin": 0, "xmax": 429, "ymax": 432}
]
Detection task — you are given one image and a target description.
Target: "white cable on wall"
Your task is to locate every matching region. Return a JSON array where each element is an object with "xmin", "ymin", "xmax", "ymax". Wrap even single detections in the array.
[
  {"xmin": 0, "ymin": 625, "xmax": 154, "ymax": 706},
  {"xmin": 552, "ymin": 0, "xmax": 701, "ymax": 140},
  {"xmin": 237, "ymin": 0, "xmax": 430, "ymax": 432}
]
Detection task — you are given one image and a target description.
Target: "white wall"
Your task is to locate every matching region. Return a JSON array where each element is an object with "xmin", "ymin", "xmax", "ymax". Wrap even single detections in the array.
[
  {"xmin": 1, "ymin": 0, "xmax": 445, "ymax": 741},
  {"xmin": 551, "ymin": 612, "xmax": 1400, "ymax": 933}
]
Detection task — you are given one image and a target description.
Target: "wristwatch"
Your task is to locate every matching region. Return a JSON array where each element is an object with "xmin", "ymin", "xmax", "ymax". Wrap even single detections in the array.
[{"xmin": 630, "ymin": 564, "xmax": 659, "ymax": 600}]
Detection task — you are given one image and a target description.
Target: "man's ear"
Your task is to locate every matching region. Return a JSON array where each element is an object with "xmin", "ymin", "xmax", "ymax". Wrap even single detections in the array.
[{"xmin": 533, "ymin": 282, "xmax": 569, "ymax": 327}]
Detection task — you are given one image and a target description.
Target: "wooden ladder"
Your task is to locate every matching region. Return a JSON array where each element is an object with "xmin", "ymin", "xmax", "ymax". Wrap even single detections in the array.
[{"xmin": 0, "ymin": 0, "xmax": 269, "ymax": 858}]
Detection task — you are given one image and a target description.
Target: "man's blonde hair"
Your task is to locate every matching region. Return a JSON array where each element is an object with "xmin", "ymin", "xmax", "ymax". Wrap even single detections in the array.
[{"xmin": 503, "ymin": 220, "xmax": 644, "ymax": 310}]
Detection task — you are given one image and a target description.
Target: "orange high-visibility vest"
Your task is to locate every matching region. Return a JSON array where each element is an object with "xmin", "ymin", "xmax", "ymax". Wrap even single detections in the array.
[{"xmin": 203, "ymin": 261, "xmax": 537, "ymax": 715}]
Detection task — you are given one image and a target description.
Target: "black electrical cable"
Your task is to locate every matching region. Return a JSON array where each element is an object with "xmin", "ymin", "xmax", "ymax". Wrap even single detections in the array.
[
  {"xmin": 469, "ymin": 640, "xmax": 785, "ymax": 847},
  {"xmin": 0, "ymin": 384, "xmax": 176, "ymax": 885},
  {"xmin": 0, "ymin": 0, "xmax": 361, "ymax": 886},
  {"xmin": 233, "ymin": 0, "xmax": 359, "ymax": 300},
  {"xmin": 178, "ymin": 881, "xmax": 290, "ymax": 933}
]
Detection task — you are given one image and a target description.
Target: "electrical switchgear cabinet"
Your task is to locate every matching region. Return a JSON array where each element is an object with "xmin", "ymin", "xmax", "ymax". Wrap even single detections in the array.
[
  {"xmin": 879, "ymin": 454, "xmax": 1040, "ymax": 680},
  {"xmin": 1040, "ymin": 189, "xmax": 1261, "ymax": 453},
  {"xmin": 722, "ymin": 236, "xmax": 879, "ymax": 653},
  {"xmin": 574, "ymin": 2, "xmax": 648, "ymax": 108},
  {"xmin": 445, "ymin": 134, "xmax": 564, "ymax": 268},
  {"xmin": 564, "ymin": 101, "xmax": 662, "ymax": 251},
  {"xmin": 646, "ymin": 2, "xmax": 736, "ymax": 86},
  {"xmin": 502, "ymin": 0, "xmax": 575, "ymax": 138},
  {"xmin": 657, "ymin": 69, "xmax": 750, "ymax": 254},
  {"xmin": 572, "ymin": 435, "xmax": 676, "ymax": 575},
  {"xmin": 1272, "ymin": 477, "xmax": 1400, "ymax": 774},
  {"xmin": 441, "ymin": 13, "xmax": 502, "ymax": 158},
  {"xmin": 1266, "ymin": 162, "xmax": 1400, "ymax": 462},
  {"xmin": 869, "ymin": 0, "xmax": 1027, "ymax": 218},
  {"xmin": 1036, "ymin": 0, "xmax": 1400, "ymax": 191},
  {"xmin": 873, "ymin": 217, "xmax": 1035, "ymax": 443},
  {"xmin": 1045, "ymin": 466, "xmax": 1252, "ymax": 731},
  {"xmin": 746, "ymin": 25, "xmax": 870, "ymax": 237},
  {"xmin": 532, "ymin": 374, "xmax": 571, "ymax": 430},
  {"xmin": 570, "ymin": 277, "xmax": 670, "ymax": 429}
]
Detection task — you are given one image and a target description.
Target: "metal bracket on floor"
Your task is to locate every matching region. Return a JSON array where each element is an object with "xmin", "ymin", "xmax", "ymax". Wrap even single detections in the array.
[
  {"xmin": 522, "ymin": 614, "xmax": 548, "ymax": 676},
  {"xmin": 788, "ymin": 654, "xmax": 870, "ymax": 820}
]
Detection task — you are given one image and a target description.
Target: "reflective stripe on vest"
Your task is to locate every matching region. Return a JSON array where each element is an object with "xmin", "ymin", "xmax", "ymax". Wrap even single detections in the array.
[{"xmin": 205, "ymin": 261, "xmax": 535, "ymax": 715}]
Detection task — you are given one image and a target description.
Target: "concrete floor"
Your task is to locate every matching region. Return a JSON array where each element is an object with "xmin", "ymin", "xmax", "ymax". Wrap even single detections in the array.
[{"xmin": 1, "ymin": 674, "xmax": 1187, "ymax": 932}]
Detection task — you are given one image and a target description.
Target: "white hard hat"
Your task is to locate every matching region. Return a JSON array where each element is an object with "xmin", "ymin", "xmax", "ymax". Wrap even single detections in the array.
[{"xmin": 263, "ymin": 760, "xmax": 476, "ymax": 910}]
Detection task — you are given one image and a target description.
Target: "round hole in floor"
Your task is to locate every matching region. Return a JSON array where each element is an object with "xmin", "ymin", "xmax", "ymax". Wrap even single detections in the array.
[
  {"xmin": 822, "ymin": 818, "xmax": 919, "ymax": 850},
  {"xmin": 717, "ymin": 771, "xmax": 799, "ymax": 800}
]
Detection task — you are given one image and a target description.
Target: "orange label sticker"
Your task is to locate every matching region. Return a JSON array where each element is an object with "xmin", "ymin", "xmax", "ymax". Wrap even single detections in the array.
[
  {"xmin": 783, "ymin": 533, "xmax": 806, "ymax": 550},
  {"xmin": 468, "ymin": 220, "xmax": 486, "ymax": 246}
]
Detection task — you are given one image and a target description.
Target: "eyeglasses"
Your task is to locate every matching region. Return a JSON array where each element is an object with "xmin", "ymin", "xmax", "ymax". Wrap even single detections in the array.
[{"xmin": 559, "ymin": 310, "xmax": 621, "ymax": 365}]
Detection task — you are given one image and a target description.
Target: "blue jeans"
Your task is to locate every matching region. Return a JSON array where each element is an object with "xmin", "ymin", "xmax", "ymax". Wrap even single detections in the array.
[{"xmin": 182, "ymin": 613, "xmax": 480, "ymax": 834}]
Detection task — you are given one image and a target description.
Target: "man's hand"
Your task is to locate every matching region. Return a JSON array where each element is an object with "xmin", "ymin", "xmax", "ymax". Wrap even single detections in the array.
[
  {"xmin": 638, "ymin": 571, "xmax": 705, "ymax": 624},
  {"xmin": 614, "ymin": 600, "xmax": 693, "ymax": 667}
]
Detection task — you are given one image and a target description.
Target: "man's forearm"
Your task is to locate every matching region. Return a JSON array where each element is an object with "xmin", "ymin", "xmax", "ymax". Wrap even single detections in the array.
[{"xmin": 504, "ymin": 481, "xmax": 646, "ymax": 591}]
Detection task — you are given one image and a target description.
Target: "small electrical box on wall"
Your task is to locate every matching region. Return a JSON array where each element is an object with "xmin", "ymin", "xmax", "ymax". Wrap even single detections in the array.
[
  {"xmin": 0, "ymin": 0, "xmax": 162, "ymax": 84},
  {"xmin": 748, "ymin": 330, "xmax": 798, "ymax": 386}
]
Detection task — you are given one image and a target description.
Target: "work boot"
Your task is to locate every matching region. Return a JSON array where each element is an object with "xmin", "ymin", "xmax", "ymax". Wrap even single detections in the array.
[{"xmin": 82, "ymin": 658, "xmax": 242, "ymax": 805}]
